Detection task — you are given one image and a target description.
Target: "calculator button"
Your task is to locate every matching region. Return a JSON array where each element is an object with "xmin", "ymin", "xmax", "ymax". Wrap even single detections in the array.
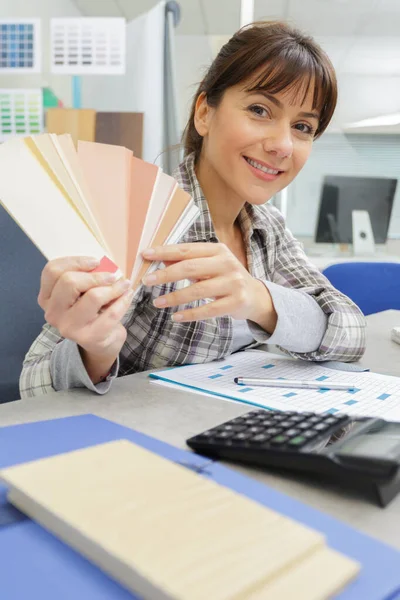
[
  {"xmin": 285, "ymin": 428, "xmax": 301, "ymax": 438},
  {"xmin": 264, "ymin": 427, "xmax": 282, "ymax": 436},
  {"xmin": 323, "ymin": 417, "xmax": 340, "ymax": 426},
  {"xmin": 244, "ymin": 419, "xmax": 261, "ymax": 426},
  {"xmin": 276, "ymin": 420, "xmax": 293, "ymax": 429},
  {"xmin": 313, "ymin": 422, "xmax": 332, "ymax": 433},
  {"xmin": 233, "ymin": 432, "xmax": 252, "ymax": 441},
  {"xmin": 297, "ymin": 422, "xmax": 311, "ymax": 431},
  {"xmin": 248, "ymin": 426, "xmax": 265, "ymax": 434},
  {"xmin": 246, "ymin": 410, "xmax": 265, "ymax": 417},
  {"xmin": 222, "ymin": 424, "xmax": 246, "ymax": 432},
  {"xmin": 214, "ymin": 431, "xmax": 234, "ymax": 440},
  {"xmin": 302, "ymin": 430, "xmax": 318, "ymax": 439},
  {"xmin": 287, "ymin": 414, "xmax": 307, "ymax": 424},
  {"xmin": 270, "ymin": 435, "xmax": 289, "ymax": 445},
  {"xmin": 272, "ymin": 414, "xmax": 287, "ymax": 422},
  {"xmin": 248, "ymin": 433, "xmax": 270, "ymax": 444},
  {"xmin": 288, "ymin": 435, "xmax": 307, "ymax": 447},
  {"xmin": 307, "ymin": 416, "xmax": 323, "ymax": 424}
]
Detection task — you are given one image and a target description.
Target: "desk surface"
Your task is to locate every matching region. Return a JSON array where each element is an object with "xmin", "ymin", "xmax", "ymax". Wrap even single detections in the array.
[{"xmin": 1, "ymin": 310, "xmax": 400, "ymax": 550}]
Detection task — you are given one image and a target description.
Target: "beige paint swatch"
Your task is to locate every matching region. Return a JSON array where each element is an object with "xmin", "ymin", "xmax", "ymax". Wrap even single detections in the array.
[
  {"xmin": 1, "ymin": 440, "xmax": 359, "ymax": 600},
  {"xmin": 78, "ymin": 141, "xmax": 132, "ymax": 276},
  {"xmin": 0, "ymin": 137, "xmax": 107, "ymax": 262}
]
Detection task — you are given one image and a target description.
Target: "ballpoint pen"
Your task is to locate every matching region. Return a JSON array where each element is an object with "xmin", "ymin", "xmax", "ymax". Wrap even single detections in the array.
[{"xmin": 234, "ymin": 377, "xmax": 356, "ymax": 391}]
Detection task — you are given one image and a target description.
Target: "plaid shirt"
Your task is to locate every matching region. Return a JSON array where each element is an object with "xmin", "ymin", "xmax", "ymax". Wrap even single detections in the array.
[{"xmin": 20, "ymin": 153, "xmax": 366, "ymax": 398}]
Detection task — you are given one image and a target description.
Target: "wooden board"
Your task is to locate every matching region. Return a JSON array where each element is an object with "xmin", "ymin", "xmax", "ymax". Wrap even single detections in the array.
[
  {"xmin": 1, "ymin": 440, "xmax": 359, "ymax": 600},
  {"xmin": 95, "ymin": 112, "xmax": 143, "ymax": 158},
  {"xmin": 46, "ymin": 108, "xmax": 96, "ymax": 147}
]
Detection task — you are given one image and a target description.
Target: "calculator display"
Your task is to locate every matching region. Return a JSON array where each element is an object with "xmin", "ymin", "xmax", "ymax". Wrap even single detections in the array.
[{"xmin": 334, "ymin": 421, "xmax": 400, "ymax": 460}]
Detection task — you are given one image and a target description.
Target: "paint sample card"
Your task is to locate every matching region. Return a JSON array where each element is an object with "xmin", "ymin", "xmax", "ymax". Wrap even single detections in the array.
[
  {"xmin": 50, "ymin": 17, "xmax": 126, "ymax": 74},
  {"xmin": 0, "ymin": 18, "xmax": 41, "ymax": 73},
  {"xmin": 0, "ymin": 89, "xmax": 43, "ymax": 141}
]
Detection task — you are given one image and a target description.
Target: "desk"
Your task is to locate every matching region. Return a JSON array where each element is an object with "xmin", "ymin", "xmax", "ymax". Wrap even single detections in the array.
[{"xmin": 1, "ymin": 311, "xmax": 399, "ymax": 550}]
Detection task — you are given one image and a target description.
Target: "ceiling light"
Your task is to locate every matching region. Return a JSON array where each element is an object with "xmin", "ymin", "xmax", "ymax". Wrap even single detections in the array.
[{"xmin": 346, "ymin": 112, "xmax": 400, "ymax": 128}]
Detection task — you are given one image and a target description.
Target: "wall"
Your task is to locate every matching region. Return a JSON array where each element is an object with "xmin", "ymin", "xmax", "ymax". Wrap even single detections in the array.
[{"xmin": 0, "ymin": 0, "xmax": 82, "ymax": 106}]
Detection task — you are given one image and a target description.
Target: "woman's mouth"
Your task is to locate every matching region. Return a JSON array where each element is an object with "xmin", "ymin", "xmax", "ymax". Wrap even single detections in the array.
[{"xmin": 243, "ymin": 156, "xmax": 283, "ymax": 181}]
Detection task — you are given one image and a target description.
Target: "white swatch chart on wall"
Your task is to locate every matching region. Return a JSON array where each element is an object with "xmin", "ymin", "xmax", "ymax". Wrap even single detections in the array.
[
  {"xmin": 0, "ymin": 89, "xmax": 43, "ymax": 142},
  {"xmin": 150, "ymin": 351, "xmax": 400, "ymax": 422},
  {"xmin": 0, "ymin": 18, "xmax": 41, "ymax": 73},
  {"xmin": 50, "ymin": 17, "xmax": 126, "ymax": 75}
]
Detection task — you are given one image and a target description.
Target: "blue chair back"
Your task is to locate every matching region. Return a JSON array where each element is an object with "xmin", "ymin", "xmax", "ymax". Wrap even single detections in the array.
[
  {"xmin": 322, "ymin": 261, "xmax": 400, "ymax": 316},
  {"xmin": 0, "ymin": 204, "xmax": 46, "ymax": 402}
]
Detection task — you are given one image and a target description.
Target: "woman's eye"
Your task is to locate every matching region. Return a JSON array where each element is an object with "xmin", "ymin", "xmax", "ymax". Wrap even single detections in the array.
[
  {"xmin": 249, "ymin": 104, "xmax": 268, "ymax": 118},
  {"xmin": 294, "ymin": 122, "xmax": 316, "ymax": 136}
]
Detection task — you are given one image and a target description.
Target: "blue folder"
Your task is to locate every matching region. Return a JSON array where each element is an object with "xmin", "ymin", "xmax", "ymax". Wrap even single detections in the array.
[{"xmin": 0, "ymin": 414, "xmax": 399, "ymax": 600}]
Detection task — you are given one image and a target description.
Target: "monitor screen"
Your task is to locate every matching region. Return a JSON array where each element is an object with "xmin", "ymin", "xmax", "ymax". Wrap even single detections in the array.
[{"xmin": 315, "ymin": 175, "xmax": 397, "ymax": 244}]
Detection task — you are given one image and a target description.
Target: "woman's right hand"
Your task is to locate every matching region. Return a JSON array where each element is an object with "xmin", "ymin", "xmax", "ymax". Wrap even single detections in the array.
[{"xmin": 38, "ymin": 256, "xmax": 134, "ymax": 383}]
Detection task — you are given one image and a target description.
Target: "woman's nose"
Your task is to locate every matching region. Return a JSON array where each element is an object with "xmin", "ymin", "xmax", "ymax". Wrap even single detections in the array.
[{"xmin": 262, "ymin": 123, "xmax": 293, "ymax": 159}]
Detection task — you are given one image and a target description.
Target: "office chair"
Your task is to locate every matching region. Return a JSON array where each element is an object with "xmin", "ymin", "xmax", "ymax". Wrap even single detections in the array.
[
  {"xmin": 322, "ymin": 261, "xmax": 400, "ymax": 316},
  {"xmin": 0, "ymin": 204, "xmax": 46, "ymax": 402}
]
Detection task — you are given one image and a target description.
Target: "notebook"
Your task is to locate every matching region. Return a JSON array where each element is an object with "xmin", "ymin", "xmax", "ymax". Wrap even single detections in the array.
[
  {"xmin": 0, "ymin": 134, "xmax": 199, "ymax": 288},
  {"xmin": 0, "ymin": 439, "xmax": 359, "ymax": 600},
  {"xmin": 150, "ymin": 351, "xmax": 400, "ymax": 421}
]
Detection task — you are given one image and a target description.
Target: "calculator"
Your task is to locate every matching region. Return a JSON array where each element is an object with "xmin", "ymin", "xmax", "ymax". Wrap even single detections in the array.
[{"xmin": 186, "ymin": 409, "xmax": 400, "ymax": 507}]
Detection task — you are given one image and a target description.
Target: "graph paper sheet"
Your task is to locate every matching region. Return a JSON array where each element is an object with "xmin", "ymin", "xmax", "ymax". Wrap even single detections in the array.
[
  {"xmin": 150, "ymin": 351, "xmax": 400, "ymax": 421},
  {"xmin": 50, "ymin": 17, "xmax": 126, "ymax": 75},
  {"xmin": 0, "ymin": 18, "xmax": 41, "ymax": 73},
  {"xmin": 0, "ymin": 89, "xmax": 43, "ymax": 141}
]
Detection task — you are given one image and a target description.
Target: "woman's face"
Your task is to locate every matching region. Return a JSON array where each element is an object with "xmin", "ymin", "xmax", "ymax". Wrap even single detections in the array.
[{"xmin": 195, "ymin": 78, "xmax": 321, "ymax": 205}]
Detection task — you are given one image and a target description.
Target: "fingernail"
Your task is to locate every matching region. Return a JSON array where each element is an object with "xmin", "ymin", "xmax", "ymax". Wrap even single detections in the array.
[
  {"xmin": 143, "ymin": 274, "xmax": 157, "ymax": 285},
  {"xmin": 84, "ymin": 257, "xmax": 100, "ymax": 268},
  {"xmin": 120, "ymin": 279, "xmax": 131, "ymax": 290},
  {"xmin": 102, "ymin": 272, "xmax": 119, "ymax": 283},
  {"xmin": 142, "ymin": 248, "xmax": 156, "ymax": 257},
  {"xmin": 172, "ymin": 313, "xmax": 183, "ymax": 322},
  {"xmin": 153, "ymin": 297, "xmax": 167, "ymax": 308}
]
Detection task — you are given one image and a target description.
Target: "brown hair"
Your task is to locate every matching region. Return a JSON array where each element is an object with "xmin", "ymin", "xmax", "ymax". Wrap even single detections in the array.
[{"xmin": 183, "ymin": 21, "xmax": 337, "ymax": 160}]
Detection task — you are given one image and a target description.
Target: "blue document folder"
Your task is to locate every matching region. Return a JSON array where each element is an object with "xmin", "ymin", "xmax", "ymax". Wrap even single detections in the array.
[{"xmin": 0, "ymin": 414, "xmax": 399, "ymax": 600}]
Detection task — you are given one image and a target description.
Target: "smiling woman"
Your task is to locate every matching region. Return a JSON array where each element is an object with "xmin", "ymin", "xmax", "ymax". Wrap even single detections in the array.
[{"xmin": 20, "ymin": 21, "xmax": 366, "ymax": 398}]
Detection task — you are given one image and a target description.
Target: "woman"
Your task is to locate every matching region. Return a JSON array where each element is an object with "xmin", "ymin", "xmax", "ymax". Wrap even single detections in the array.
[{"xmin": 20, "ymin": 21, "xmax": 366, "ymax": 398}]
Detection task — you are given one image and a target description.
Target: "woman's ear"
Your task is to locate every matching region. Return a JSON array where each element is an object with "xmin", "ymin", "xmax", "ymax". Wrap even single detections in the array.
[{"xmin": 194, "ymin": 91, "xmax": 212, "ymax": 137}]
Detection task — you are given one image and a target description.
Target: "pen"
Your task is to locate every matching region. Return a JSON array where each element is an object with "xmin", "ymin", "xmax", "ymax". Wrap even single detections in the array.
[{"xmin": 234, "ymin": 377, "xmax": 356, "ymax": 391}]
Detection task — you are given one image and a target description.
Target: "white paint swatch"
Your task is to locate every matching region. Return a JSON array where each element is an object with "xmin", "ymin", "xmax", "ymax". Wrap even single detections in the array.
[{"xmin": 50, "ymin": 17, "xmax": 126, "ymax": 75}]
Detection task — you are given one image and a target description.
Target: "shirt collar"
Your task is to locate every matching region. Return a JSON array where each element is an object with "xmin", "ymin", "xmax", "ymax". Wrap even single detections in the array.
[{"xmin": 174, "ymin": 152, "xmax": 268, "ymax": 243}]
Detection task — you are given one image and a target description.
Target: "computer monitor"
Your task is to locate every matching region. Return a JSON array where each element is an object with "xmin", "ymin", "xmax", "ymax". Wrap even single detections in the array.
[{"xmin": 315, "ymin": 175, "xmax": 397, "ymax": 244}]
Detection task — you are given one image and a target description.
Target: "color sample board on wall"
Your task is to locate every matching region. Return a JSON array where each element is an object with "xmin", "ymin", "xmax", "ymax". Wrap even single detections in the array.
[
  {"xmin": 95, "ymin": 112, "xmax": 143, "ymax": 158},
  {"xmin": 50, "ymin": 17, "xmax": 126, "ymax": 75},
  {"xmin": 0, "ymin": 89, "xmax": 43, "ymax": 142},
  {"xmin": 46, "ymin": 108, "xmax": 96, "ymax": 147},
  {"xmin": 0, "ymin": 18, "xmax": 41, "ymax": 73}
]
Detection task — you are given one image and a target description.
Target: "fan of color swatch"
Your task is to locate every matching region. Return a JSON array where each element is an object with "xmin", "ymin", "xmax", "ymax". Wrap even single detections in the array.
[
  {"xmin": 0, "ymin": 89, "xmax": 43, "ymax": 142},
  {"xmin": 0, "ymin": 135, "xmax": 199, "ymax": 289},
  {"xmin": 50, "ymin": 17, "xmax": 126, "ymax": 75},
  {"xmin": 0, "ymin": 18, "xmax": 41, "ymax": 73}
]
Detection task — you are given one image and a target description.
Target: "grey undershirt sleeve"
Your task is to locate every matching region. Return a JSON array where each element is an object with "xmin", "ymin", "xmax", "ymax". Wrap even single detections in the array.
[
  {"xmin": 247, "ymin": 280, "xmax": 328, "ymax": 353},
  {"xmin": 50, "ymin": 338, "xmax": 119, "ymax": 394}
]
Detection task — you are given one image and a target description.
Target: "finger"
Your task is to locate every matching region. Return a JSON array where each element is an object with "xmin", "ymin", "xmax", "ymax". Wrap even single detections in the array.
[
  {"xmin": 45, "ymin": 270, "xmax": 122, "ymax": 323},
  {"xmin": 86, "ymin": 288, "xmax": 135, "ymax": 337},
  {"xmin": 171, "ymin": 297, "xmax": 234, "ymax": 323},
  {"xmin": 143, "ymin": 255, "xmax": 226, "ymax": 287},
  {"xmin": 39, "ymin": 256, "xmax": 101, "ymax": 307},
  {"xmin": 63, "ymin": 278, "xmax": 132, "ymax": 330},
  {"xmin": 153, "ymin": 276, "xmax": 235, "ymax": 308},
  {"xmin": 142, "ymin": 242, "xmax": 228, "ymax": 263}
]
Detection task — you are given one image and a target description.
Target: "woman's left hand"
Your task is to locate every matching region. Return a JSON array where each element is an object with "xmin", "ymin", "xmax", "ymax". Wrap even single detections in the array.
[{"xmin": 141, "ymin": 243, "xmax": 277, "ymax": 332}]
